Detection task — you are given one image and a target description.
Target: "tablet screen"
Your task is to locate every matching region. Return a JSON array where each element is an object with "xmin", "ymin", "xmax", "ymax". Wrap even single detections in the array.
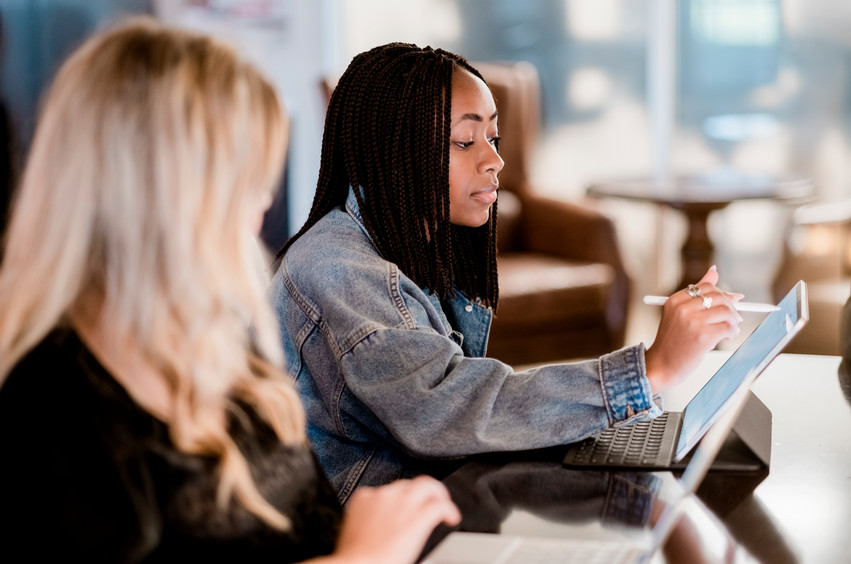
[{"xmin": 675, "ymin": 281, "xmax": 808, "ymax": 460}]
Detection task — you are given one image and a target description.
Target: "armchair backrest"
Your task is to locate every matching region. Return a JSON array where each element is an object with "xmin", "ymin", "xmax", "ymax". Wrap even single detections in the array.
[{"xmin": 472, "ymin": 60, "xmax": 541, "ymax": 196}]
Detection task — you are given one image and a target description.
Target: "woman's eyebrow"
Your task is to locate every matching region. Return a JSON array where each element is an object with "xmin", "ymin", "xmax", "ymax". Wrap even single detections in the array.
[{"xmin": 455, "ymin": 110, "xmax": 499, "ymax": 123}]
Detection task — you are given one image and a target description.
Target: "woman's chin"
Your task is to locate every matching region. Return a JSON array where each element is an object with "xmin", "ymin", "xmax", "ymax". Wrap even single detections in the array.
[{"xmin": 449, "ymin": 210, "xmax": 491, "ymax": 228}]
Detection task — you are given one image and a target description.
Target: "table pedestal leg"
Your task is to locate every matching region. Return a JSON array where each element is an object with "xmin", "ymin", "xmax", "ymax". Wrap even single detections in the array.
[{"xmin": 675, "ymin": 203, "xmax": 729, "ymax": 290}]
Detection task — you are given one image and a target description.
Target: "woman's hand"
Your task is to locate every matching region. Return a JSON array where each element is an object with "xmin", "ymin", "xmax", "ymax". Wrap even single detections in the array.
[
  {"xmin": 309, "ymin": 475, "xmax": 461, "ymax": 564},
  {"xmin": 645, "ymin": 266, "xmax": 743, "ymax": 394}
]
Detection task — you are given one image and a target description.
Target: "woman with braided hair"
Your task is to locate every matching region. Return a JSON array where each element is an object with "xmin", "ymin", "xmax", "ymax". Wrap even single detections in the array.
[{"xmin": 271, "ymin": 43, "xmax": 743, "ymax": 502}]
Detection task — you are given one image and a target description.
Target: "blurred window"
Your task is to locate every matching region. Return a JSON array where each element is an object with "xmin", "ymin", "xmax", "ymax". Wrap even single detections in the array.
[{"xmin": 337, "ymin": 0, "xmax": 851, "ymax": 203}]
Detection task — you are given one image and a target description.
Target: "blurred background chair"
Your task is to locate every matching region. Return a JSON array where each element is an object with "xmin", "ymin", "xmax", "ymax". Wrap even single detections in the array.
[
  {"xmin": 473, "ymin": 61, "xmax": 631, "ymax": 366},
  {"xmin": 772, "ymin": 199, "xmax": 851, "ymax": 355}
]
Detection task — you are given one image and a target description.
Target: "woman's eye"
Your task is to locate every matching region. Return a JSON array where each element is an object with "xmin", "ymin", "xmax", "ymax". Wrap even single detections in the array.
[
  {"xmin": 489, "ymin": 136, "xmax": 501, "ymax": 150},
  {"xmin": 455, "ymin": 141, "xmax": 473, "ymax": 149}
]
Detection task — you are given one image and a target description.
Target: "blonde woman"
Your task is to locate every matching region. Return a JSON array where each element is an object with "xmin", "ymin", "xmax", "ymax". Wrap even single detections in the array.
[{"xmin": 0, "ymin": 18, "xmax": 458, "ymax": 563}]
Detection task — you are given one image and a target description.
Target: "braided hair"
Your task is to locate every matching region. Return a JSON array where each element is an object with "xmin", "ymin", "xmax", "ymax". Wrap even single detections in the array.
[{"xmin": 280, "ymin": 43, "xmax": 499, "ymax": 308}]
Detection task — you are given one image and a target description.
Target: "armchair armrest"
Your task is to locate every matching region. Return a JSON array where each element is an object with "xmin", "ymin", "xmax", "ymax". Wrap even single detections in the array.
[
  {"xmin": 520, "ymin": 193, "xmax": 626, "ymax": 271},
  {"xmin": 517, "ymin": 192, "xmax": 631, "ymax": 345}
]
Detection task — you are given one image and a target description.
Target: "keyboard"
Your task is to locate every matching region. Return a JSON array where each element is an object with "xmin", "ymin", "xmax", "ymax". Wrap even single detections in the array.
[{"xmin": 563, "ymin": 412, "xmax": 681, "ymax": 468}]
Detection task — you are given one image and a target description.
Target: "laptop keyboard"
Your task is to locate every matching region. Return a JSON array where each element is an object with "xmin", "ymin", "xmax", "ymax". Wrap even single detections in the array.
[
  {"xmin": 569, "ymin": 413, "xmax": 672, "ymax": 467},
  {"xmin": 505, "ymin": 538, "xmax": 642, "ymax": 564}
]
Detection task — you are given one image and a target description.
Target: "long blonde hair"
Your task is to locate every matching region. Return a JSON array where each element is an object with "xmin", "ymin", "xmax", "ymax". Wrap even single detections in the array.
[{"xmin": 0, "ymin": 17, "xmax": 304, "ymax": 529}]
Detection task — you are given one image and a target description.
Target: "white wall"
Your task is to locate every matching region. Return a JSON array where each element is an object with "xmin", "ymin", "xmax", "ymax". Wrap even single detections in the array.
[{"xmin": 155, "ymin": 0, "xmax": 342, "ymax": 237}]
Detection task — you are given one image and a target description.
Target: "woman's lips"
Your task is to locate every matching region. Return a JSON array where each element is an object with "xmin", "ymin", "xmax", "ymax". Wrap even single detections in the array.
[{"xmin": 472, "ymin": 185, "xmax": 498, "ymax": 204}]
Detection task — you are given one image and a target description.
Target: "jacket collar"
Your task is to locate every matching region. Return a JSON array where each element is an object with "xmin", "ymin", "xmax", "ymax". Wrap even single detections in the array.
[
  {"xmin": 345, "ymin": 187, "xmax": 373, "ymax": 244},
  {"xmin": 345, "ymin": 187, "xmax": 365, "ymax": 225}
]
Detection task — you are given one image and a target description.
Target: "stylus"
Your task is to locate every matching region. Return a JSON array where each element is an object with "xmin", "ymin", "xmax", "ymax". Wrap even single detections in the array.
[{"xmin": 642, "ymin": 295, "xmax": 780, "ymax": 312}]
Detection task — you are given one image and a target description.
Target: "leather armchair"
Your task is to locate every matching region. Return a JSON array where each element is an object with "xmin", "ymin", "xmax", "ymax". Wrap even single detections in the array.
[{"xmin": 475, "ymin": 61, "xmax": 631, "ymax": 365}]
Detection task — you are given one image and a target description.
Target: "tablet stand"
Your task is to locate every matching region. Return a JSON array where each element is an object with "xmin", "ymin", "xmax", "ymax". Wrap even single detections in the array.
[{"xmin": 702, "ymin": 389, "xmax": 772, "ymax": 471}]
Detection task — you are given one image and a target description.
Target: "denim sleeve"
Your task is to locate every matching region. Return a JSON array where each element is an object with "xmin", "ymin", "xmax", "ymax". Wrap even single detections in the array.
[
  {"xmin": 598, "ymin": 343, "xmax": 663, "ymax": 425},
  {"xmin": 341, "ymin": 328, "xmax": 661, "ymax": 458}
]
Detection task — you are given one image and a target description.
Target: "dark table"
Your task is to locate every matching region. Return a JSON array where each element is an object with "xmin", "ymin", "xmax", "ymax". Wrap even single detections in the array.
[{"xmin": 586, "ymin": 171, "xmax": 814, "ymax": 290}]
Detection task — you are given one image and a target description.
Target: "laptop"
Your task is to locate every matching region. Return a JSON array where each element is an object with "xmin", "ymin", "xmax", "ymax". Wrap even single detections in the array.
[
  {"xmin": 561, "ymin": 280, "xmax": 808, "ymax": 471},
  {"xmin": 422, "ymin": 332, "xmax": 770, "ymax": 564},
  {"xmin": 422, "ymin": 283, "xmax": 807, "ymax": 564}
]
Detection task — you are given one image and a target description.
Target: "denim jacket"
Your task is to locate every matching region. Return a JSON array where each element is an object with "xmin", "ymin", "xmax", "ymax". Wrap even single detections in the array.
[{"xmin": 270, "ymin": 189, "xmax": 661, "ymax": 503}]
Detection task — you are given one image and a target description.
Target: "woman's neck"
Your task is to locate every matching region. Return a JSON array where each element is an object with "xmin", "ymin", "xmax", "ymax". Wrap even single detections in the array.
[{"xmin": 72, "ymin": 316, "xmax": 173, "ymax": 423}]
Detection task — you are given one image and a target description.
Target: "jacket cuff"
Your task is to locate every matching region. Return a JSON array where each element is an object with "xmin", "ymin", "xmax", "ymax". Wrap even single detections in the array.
[{"xmin": 599, "ymin": 344, "xmax": 662, "ymax": 425}]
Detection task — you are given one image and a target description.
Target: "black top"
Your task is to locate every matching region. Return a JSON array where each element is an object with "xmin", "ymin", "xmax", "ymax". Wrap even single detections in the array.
[{"xmin": 0, "ymin": 328, "xmax": 342, "ymax": 563}]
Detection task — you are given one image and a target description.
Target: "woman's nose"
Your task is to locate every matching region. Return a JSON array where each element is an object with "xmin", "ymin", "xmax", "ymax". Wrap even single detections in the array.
[{"xmin": 482, "ymin": 144, "xmax": 504, "ymax": 174}]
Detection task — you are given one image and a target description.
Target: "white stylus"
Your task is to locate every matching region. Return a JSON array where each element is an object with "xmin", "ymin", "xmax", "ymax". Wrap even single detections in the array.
[{"xmin": 642, "ymin": 295, "xmax": 780, "ymax": 312}]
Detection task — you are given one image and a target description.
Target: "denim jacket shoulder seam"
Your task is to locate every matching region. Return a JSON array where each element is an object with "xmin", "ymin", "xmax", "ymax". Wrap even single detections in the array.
[
  {"xmin": 281, "ymin": 260, "xmax": 322, "ymax": 326},
  {"xmin": 282, "ymin": 261, "xmax": 348, "ymax": 359}
]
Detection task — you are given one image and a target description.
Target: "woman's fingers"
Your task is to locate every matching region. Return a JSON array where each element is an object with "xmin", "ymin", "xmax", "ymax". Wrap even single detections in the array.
[
  {"xmin": 697, "ymin": 265, "xmax": 720, "ymax": 286},
  {"xmin": 331, "ymin": 477, "xmax": 461, "ymax": 564},
  {"xmin": 646, "ymin": 271, "xmax": 744, "ymax": 393}
]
